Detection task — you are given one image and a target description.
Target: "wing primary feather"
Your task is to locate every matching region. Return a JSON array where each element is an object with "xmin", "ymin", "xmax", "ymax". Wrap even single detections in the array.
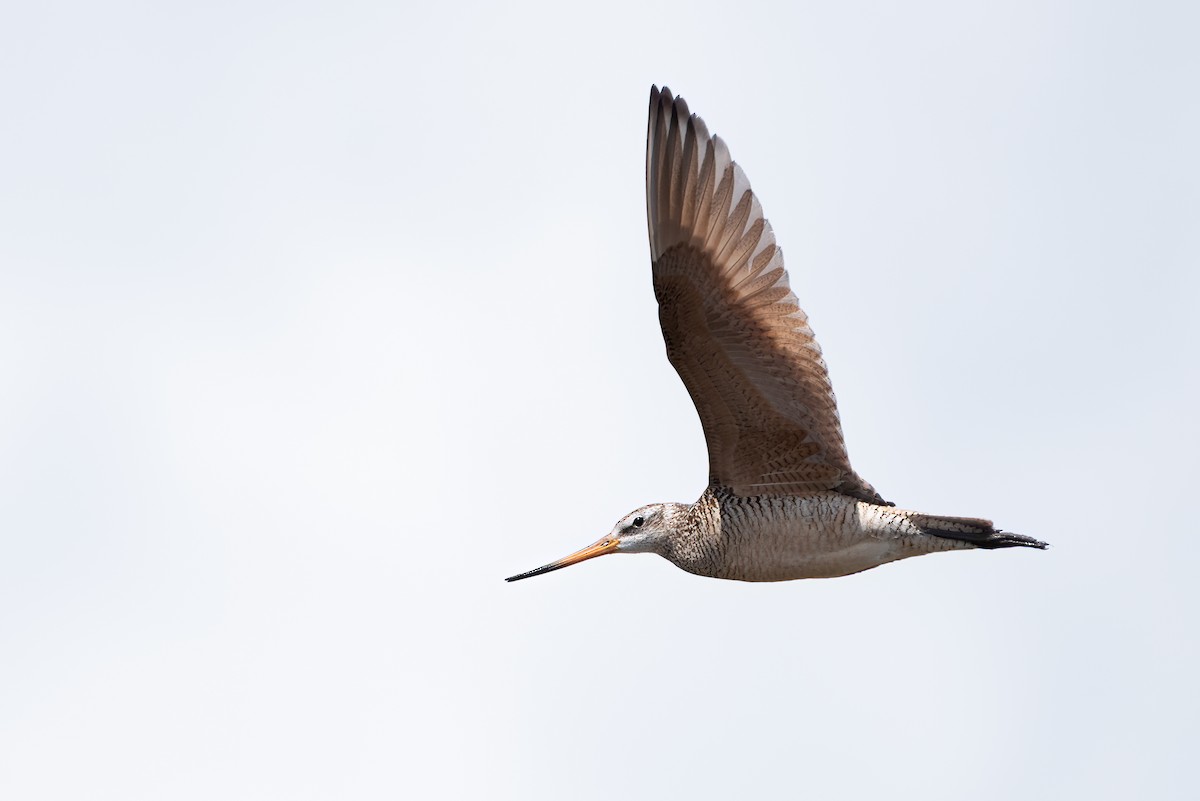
[
  {"xmin": 679, "ymin": 115, "xmax": 699, "ymax": 235},
  {"xmin": 704, "ymin": 163, "xmax": 735, "ymax": 252},
  {"xmin": 648, "ymin": 87, "xmax": 671, "ymax": 257},
  {"xmin": 663, "ymin": 97, "xmax": 685, "ymax": 247},
  {"xmin": 694, "ymin": 135, "xmax": 716, "ymax": 247}
]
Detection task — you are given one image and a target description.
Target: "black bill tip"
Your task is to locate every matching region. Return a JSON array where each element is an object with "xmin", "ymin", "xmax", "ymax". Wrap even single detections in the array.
[{"xmin": 504, "ymin": 562, "xmax": 568, "ymax": 583}]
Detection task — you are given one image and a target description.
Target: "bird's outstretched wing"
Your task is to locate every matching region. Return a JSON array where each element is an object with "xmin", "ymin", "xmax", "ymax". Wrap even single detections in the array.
[{"xmin": 647, "ymin": 86, "xmax": 886, "ymax": 504}]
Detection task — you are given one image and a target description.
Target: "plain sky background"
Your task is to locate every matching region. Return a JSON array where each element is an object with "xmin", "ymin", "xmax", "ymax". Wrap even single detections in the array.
[{"xmin": 2, "ymin": 1, "xmax": 1198, "ymax": 799}]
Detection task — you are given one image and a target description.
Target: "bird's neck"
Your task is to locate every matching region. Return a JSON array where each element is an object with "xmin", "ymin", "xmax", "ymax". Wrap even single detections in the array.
[{"xmin": 658, "ymin": 495, "xmax": 721, "ymax": 574}]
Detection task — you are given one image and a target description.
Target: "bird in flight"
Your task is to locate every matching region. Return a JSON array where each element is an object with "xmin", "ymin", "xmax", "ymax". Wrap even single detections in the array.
[{"xmin": 506, "ymin": 86, "xmax": 1046, "ymax": 583}]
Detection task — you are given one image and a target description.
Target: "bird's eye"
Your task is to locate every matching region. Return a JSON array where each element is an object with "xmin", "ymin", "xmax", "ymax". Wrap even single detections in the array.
[{"xmin": 632, "ymin": 516, "xmax": 645, "ymax": 528}]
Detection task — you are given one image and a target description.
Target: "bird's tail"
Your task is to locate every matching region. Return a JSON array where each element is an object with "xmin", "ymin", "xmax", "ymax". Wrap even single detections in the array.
[{"xmin": 910, "ymin": 513, "xmax": 1049, "ymax": 550}]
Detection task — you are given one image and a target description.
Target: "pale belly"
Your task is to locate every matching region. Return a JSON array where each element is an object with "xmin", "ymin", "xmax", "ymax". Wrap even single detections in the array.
[{"xmin": 709, "ymin": 492, "xmax": 947, "ymax": 582}]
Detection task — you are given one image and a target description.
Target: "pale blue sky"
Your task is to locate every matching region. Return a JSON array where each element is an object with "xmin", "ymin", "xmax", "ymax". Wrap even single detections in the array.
[{"xmin": 1, "ymin": 1, "xmax": 1198, "ymax": 799}]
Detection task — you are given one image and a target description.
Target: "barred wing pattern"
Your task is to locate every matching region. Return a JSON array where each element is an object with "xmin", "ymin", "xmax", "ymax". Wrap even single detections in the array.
[{"xmin": 647, "ymin": 86, "xmax": 886, "ymax": 504}]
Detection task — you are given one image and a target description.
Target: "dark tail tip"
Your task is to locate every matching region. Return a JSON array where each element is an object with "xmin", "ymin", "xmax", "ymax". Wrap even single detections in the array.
[
  {"xmin": 968, "ymin": 531, "xmax": 1049, "ymax": 550},
  {"xmin": 913, "ymin": 514, "xmax": 1049, "ymax": 550}
]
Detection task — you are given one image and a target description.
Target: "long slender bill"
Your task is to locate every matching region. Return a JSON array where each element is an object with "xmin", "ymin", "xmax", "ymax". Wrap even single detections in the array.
[{"xmin": 505, "ymin": 536, "xmax": 619, "ymax": 582}]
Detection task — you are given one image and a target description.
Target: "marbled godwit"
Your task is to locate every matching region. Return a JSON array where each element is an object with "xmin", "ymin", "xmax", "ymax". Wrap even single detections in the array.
[{"xmin": 506, "ymin": 86, "xmax": 1046, "ymax": 584}]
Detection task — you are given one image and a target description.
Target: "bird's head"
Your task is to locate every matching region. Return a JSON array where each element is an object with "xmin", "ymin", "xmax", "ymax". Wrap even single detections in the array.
[{"xmin": 504, "ymin": 503, "xmax": 680, "ymax": 582}]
